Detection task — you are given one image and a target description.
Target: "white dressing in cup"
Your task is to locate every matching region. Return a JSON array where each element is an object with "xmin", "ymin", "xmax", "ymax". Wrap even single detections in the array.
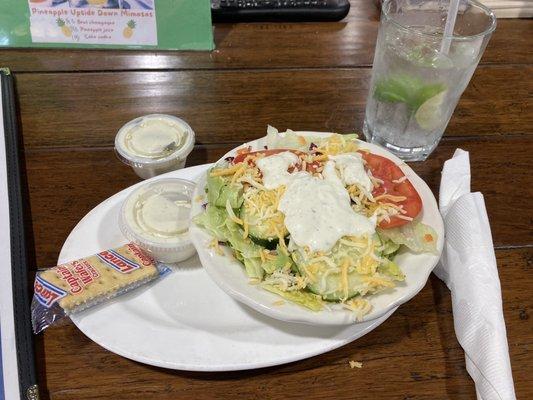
[
  {"xmin": 119, "ymin": 178, "xmax": 197, "ymax": 263},
  {"xmin": 115, "ymin": 114, "xmax": 195, "ymax": 179}
]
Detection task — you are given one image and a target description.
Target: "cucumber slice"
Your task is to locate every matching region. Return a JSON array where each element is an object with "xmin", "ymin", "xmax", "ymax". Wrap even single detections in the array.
[
  {"xmin": 298, "ymin": 264, "xmax": 360, "ymax": 301},
  {"xmin": 262, "ymin": 245, "xmax": 295, "ymax": 274},
  {"xmin": 293, "ymin": 235, "xmax": 383, "ymax": 302},
  {"xmin": 249, "ymin": 235, "xmax": 279, "ymax": 250},
  {"xmin": 240, "ymin": 190, "xmax": 288, "ymax": 249}
]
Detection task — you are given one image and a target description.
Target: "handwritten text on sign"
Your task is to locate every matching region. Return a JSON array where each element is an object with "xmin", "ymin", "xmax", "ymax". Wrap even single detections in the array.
[{"xmin": 29, "ymin": 3, "xmax": 157, "ymax": 46}]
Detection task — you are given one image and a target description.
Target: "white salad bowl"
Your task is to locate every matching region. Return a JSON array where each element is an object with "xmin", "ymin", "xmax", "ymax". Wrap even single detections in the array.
[{"xmin": 190, "ymin": 132, "xmax": 444, "ymax": 326}]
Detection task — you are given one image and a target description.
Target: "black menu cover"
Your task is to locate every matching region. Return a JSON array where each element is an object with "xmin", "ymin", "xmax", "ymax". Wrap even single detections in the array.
[{"xmin": 1, "ymin": 69, "xmax": 39, "ymax": 400}]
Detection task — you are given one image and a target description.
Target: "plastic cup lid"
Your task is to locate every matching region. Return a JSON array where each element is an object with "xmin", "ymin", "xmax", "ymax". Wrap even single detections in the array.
[
  {"xmin": 115, "ymin": 114, "xmax": 195, "ymax": 169},
  {"xmin": 119, "ymin": 178, "xmax": 196, "ymax": 254}
]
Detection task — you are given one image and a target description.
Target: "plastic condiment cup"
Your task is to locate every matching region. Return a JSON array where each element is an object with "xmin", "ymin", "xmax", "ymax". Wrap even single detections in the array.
[
  {"xmin": 115, "ymin": 114, "xmax": 195, "ymax": 179},
  {"xmin": 119, "ymin": 178, "xmax": 197, "ymax": 264}
]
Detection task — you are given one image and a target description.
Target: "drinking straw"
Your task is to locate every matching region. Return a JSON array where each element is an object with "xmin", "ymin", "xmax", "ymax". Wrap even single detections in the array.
[{"xmin": 440, "ymin": 0, "xmax": 461, "ymax": 54}]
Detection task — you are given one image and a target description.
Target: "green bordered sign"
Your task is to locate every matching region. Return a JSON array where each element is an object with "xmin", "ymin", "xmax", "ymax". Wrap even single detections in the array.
[{"xmin": 0, "ymin": 0, "xmax": 214, "ymax": 50}]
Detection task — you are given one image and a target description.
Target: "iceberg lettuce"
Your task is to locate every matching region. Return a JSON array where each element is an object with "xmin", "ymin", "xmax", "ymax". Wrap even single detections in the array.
[
  {"xmin": 378, "ymin": 260, "xmax": 405, "ymax": 281},
  {"xmin": 194, "ymin": 205, "xmax": 231, "ymax": 241},
  {"xmin": 206, "ymin": 172, "xmax": 243, "ymax": 209},
  {"xmin": 261, "ymin": 246, "xmax": 294, "ymax": 274},
  {"xmin": 381, "ymin": 239, "xmax": 401, "ymax": 259},
  {"xmin": 195, "ymin": 206, "xmax": 265, "ymax": 279},
  {"xmin": 265, "ymin": 125, "xmax": 317, "ymax": 151},
  {"xmin": 378, "ymin": 221, "xmax": 438, "ymax": 254},
  {"xmin": 262, "ymin": 285, "xmax": 324, "ymax": 311}
]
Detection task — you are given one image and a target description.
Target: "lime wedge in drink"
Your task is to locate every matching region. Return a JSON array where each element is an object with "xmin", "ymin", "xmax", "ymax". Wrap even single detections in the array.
[
  {"xmin": 374, "ymin": 75, "xmax": 446, "ymax": 113},
  {"xmin": 414, "ymin": 90, "xmax": 447, "ymax": 130}
]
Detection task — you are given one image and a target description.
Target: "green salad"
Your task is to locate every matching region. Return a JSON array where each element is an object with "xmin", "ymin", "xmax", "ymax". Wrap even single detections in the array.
[{"xmin": 195, "ymin": 127, "xmax": 438, "ymax": 318}]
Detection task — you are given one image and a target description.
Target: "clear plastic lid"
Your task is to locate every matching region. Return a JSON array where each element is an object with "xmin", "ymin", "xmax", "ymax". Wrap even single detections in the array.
[
  {"xmin": 119, "ymin": 178, "xmax": 196, "ymax": 259},
  {"xmin": 115, "ymin": 114, "xmax": 195, "ymax": 169}
]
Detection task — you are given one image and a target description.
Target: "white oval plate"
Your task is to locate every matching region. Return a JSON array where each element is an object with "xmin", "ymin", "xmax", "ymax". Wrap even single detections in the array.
[
  {"xmin": 62, "ymin": 164, "xmax": 395, "ymax": 371},
  {"xmin": 190, "ymin": 132, "xmax": 444, "ymax": 326}
]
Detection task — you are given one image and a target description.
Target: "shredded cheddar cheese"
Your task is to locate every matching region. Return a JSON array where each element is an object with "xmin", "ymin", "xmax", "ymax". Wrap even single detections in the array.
[
  {"xmin": 231, "ymin": 163, "xmax": 247, "ymax": 184},
  {"xmin": 343, "ymin": 298, "xmax": 372, "ymax": 321},
  {"xmin": 302, "ymin": 264, "xmax": 318, "ymax": 283},
  {"xmin": 242, "ymin": 220, "xmax": 249, "ymax": 239},
  {"xmin": 392, "ymin": 176, "xmax": 407, "ymax": 184},
  {"xmin": 208, "ymin": 238, "xmax": 225, "ymax": 256},
  {"xmin": 395, "ymin": 214, "xmax": 414, "ymax": 221},
  {"xmin": 362, "ymin": 275, "xmax": 395, "ymax": 289},
  {"xmin": 341, "ymin": 258, "xmax": 350, "ymax": 300},
  {"xmin": 210, "ymin": 164, "xmax": 241, "ymax": 176},
  {"xmin": 313, "ymin": 154, "xmax": 329, "ymax": 162},
  {"xmin": 374, "ymin": 194, "xmax": 407, "ymax": 202}
]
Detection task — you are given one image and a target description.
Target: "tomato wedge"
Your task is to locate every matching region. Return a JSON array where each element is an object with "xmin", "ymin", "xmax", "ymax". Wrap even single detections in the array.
[
  {"xmin": 359, "ymin": 151, "xmax": 422, "ymax": 229},
  {"xmin": 232, "ymin": 149, "xmax": 320, "ymax": 173}
]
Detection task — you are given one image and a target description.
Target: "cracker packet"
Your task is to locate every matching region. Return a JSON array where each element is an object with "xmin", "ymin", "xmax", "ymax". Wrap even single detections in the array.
[{"xmin": 31, "ymin": 242, "xmax": 171, "ymax": 333}]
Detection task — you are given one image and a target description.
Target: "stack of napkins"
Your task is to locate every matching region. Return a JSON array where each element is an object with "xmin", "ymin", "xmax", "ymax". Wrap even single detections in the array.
[
  {"xmin": 481, "ymin": 0, "xmax": 533, "ymax": 18},
  {"xmin": 434, "ymin": 149, "xmax": 516, "ymax": 400}
]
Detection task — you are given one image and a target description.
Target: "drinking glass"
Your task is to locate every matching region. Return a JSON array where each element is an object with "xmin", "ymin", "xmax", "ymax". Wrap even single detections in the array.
[{"xmin": 364, "ymin": 0, "xmax": 496, "ymax": 161}]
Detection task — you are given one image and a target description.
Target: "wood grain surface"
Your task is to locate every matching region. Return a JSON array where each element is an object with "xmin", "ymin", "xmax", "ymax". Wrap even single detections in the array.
[
  {"xmin": 34, "ymin": 248, "xmax": 532, "ymax": 400},
  {"xmin": 3, "ymin": 14, "xmax": 532, "ymax": 72},
  {"xmin": 4, "ymin": 0, "xmax": 532, "ymax": 398},
  {"xmin": 16, "ymin": 65, "xmax": 533, "ymax": 150}
]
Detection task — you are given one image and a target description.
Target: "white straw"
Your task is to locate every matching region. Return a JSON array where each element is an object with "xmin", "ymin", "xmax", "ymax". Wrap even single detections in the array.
[{"xmin": 440, "ymin": 0, "xmax": 461, "ymax": 55}]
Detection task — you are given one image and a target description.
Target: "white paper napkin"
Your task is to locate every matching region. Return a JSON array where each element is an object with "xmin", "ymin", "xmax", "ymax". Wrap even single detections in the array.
[{"xmin": 434, "ymin": 149, "xmax": 516, "ymax": 400}]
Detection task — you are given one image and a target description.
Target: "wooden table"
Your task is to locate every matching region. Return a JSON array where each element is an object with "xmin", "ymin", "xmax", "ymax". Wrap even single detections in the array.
[{"xmin": 3, "ymin": 1, "xmax": 532, "ymax": 398}]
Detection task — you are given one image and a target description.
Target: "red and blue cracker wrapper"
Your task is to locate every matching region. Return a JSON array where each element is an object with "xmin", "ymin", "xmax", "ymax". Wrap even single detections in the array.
[{"xmin": 31, "ymin": 243, "xmax": 170, "ymax": 333}]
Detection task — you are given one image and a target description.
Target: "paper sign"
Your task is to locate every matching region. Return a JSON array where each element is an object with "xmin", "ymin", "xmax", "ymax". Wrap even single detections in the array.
[
  {"xmin": 0, "ymin": 0, "xmax": 213, "ymax": 51},
  {"xmin": 28, "ymin": 0, "xmax": 158, "ymax": 45}
]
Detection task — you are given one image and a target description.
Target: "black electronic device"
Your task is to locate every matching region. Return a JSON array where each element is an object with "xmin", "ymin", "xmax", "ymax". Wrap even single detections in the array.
[{"xmin": 211, "ymin": 0, "xmax": 351, "ymax": 22}]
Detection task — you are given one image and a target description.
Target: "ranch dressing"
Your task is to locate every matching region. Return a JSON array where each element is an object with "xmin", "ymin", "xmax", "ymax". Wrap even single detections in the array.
[
  {"xmin": 322, "ymin": 161, "xmax": 350, "ymax": 201},
  {"xmin": 329, "ymin": 153, "xmax": 373, "ymax": 192},
  {"xmin": 256, "ymin": 151, "xmax": 300, "ymax": 189},
  {"xmin": 130, "ymin": 190, "xmax": 191, "ymax": 242},
  {"xmin": 122, "ymin": 117, "xmax": 186, "ymax": 159},
  {"xmin": 120, "ymin": 178, "xmax": 197, "ymax": 263},
  {"xmin": 278, "ymin": 173, "xmax": 375, "ymax": 253},
  {"xmin": 255, "ymin": 151, "xmax": 376, "ymax": 252},
  {"xmin": 115, "ymin": 114, "xmax": 196, "ymax": 180}
]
